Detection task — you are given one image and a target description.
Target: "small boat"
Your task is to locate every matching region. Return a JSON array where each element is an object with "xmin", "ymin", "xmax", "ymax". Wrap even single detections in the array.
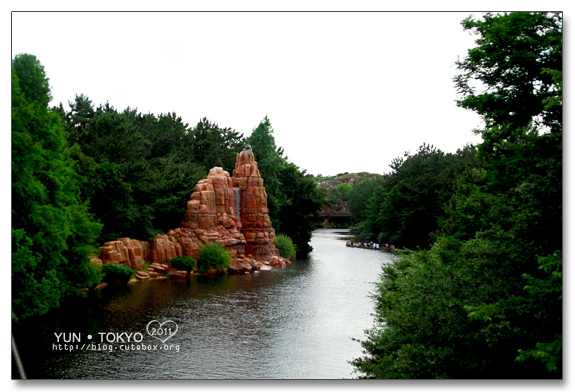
[{"xmin": 346, "ymin": 242, "xmax": 410, "ymax": 254}]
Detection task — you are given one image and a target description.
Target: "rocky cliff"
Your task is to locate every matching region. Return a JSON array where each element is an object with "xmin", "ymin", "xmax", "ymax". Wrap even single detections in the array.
[
  {"xmin": 91, "ymin": 145, "xmax": 290, "ymax": 275},
  {"xmin": 232, "ymin": 144, "xmax": 280, "ymax": 261}
]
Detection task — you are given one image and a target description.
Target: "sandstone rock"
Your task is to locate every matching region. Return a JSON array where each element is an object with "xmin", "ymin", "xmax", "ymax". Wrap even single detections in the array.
[
  {"xmin": 98, "ymin": 238, "xmax": 149, "ymax": 270},
  {"xmin": 168, "ymin": 269, "xmax": 187, "ymax": 278},
  {"xmin": 230, "ymin": 257, "xmax": 254, "ymax": 274},
  {"xmin": 249, "ymin": 258, "xmax": 263, "ymax": 270},
  {"xmin": 232, "ymin": 145, "xmax": 281, "ymax": 263},
  {"xmin": 91, "ymin": 145, "xmax": 291, "ymax": 275},
  {"xmin": 149, "ymin": 263, "xmax": 167, "ymax": 273}
]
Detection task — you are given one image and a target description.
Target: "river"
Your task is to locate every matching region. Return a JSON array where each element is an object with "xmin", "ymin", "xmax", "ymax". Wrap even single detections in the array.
[{"xmin": 12, "ymin": 229, "xmax": 397, "ymax": 379}]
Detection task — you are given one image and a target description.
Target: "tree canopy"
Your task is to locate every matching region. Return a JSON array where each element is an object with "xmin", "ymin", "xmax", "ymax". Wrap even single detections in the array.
[
  {"xmin": 350, "ymin": 144, "xmax": 481, "ymax": 249},
  {"xmin": 54, "ymin": 97, "xmax": 210, "ymax": 242},
  {"xmin": 12, "ymin": 58, "xmax": 102, "ymax": 320},
  {"xmin": 12, "ymin": 53, "xmax": 52, "ymax": 108},
  {"xmin": 454, "ymin": 12, "xmax": 562, "ymax": 135}
]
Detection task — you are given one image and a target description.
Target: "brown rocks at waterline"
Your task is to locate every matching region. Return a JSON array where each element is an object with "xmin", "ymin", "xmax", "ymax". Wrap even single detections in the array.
[
  {"xmin": 95, "ymin": 238, "xmax": 150, "ymax": 271},
  {"xmin": 135, "ymin": 271, "xmax": 150, "ymax": 280}
]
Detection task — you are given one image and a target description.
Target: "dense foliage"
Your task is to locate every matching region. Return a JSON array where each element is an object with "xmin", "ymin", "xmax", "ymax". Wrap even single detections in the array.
[
  {"xmin": 101, "ymin": 264, "xmax": 134, "ymax": 285},
  {"xmin": 346, "ymin": 175, "xmax": 383, "ymax": 223},
  {"xmin": 189, "ymin": 117, "xmax": 245, "ymax": 173},
  {"xmin": 352, "ymin": 12, "xmax": 562, "ymax": 378},
  {"xmin": 197, "ymin": 243, "xmax": 233, "ymax": 274},
  {"xmin": 454, "ymin": 12, "xmax": 562, "ymax": 134},
  {"xmin": 55, "ymin": 97, "xmax": 209, "ymax": 242},
  {"xmin": 350, "ymin": 144, "xmax": 481, "ymax": 249},
  {"xmin": 329, "ymin": 183, "xmax": 353, "ymax": 202},
  {"xmin": 12, "ymin": 54, "xmax": 103, "ymax": 320},
  {"xmin": 170, "ymin": 256, "xmax": 196, "ymax": 277},
  {"xmin": 274, "ymin": 234, "xmax": 297, "ymax": 259}
]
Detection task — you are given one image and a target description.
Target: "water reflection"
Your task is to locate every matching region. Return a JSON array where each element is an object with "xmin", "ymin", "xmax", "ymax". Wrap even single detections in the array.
[{"xmin": 13, "ymin": 229, "xmax": 396, "ymax": 379}]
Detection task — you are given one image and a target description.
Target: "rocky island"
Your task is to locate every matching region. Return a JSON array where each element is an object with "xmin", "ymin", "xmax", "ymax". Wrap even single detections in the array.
[{"xmin": 91, "ymin": 145, "xmax": 290, "ymax": 276}]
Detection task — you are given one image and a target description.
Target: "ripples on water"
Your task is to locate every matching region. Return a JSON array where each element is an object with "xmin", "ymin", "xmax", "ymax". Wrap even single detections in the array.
[{"xmin": 13, "ymin": 229, "xmax": 398, "ymax": 379}]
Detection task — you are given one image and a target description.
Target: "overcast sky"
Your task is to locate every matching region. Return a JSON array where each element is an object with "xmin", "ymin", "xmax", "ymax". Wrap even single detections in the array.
[{"xmin": 10, "ymin": 11, "xmax": 494, "ymax": 176}]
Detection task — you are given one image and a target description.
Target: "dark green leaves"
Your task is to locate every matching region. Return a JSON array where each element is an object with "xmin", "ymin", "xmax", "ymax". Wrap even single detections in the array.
[
  {"xmin": 12, "ymin": 56, "xmax": 102, "ymax": 320},
  {"xmin": 455, "ymin": 12, "xmax": 562, "ymax": 133},
  {"xmin": 191, "ymin": 117, "xmax": 245, "ymax": 174},
  {"xmin": 12, "ymin": 53, "xmax": 52, "ymax": 108},
  {"xmin": 355, "ymin": 144, "xmax": 482, "ymax": 249}
]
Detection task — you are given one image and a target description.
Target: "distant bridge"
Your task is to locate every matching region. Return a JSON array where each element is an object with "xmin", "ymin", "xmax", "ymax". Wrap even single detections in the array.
[
  {"xmin": 319, "ymin": 211, "xmax": 353, "ymax": 218},
  {"xmin": 313, "ymin": 201, "xmax": 353, "ymax": 227}
]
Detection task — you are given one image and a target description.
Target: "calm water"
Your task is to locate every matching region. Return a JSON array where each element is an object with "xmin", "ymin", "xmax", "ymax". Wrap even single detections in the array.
[{"xmin": 13, "ymin": 229, "xmax": 397, "ymax": 379}]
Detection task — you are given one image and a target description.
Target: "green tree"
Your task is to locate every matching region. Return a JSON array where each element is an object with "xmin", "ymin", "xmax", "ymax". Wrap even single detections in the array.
[
  {"xmin": 190, "ymin": 117, "xmax": 245, "ymax": 173},
  {"xmin": 455, "ymin": 12, "xmax": 562, "ymax": 134},
  {"xmin": 247, "ymin": 117, "xmax": 286, "ymax": 231},
  {"xmin": 134, "ymin": 112, "xmax": 206, "ymax": 235},
  {"xmin": 12, "ymin": 53, "xmax": 52, "ymax": 108},
  {"xmin": 68, "ymin": 146, "xmax": 139, "ymax": 243},
  {"xmin": 329, "ymin": 182, "xmax": 353, "ymax": 201},
  {"xmin": 352, "ymin": 12, "xmax": 562, "ymax": 378},
  {"xmin": 352, "ymin": 235, "xmax": 556, "ymax": 378},
  {"xmin": 347, "ymin": 175, "xmax": 383, "ymax": 222},
  {"xmin": 276, "ymin": 162, "xmax": 324, "ymax": 255},
  {"xmin": 62, "ymin": 94, "xmax": 95, "ymax": 146},
  {"xmin": 513, "ymin": 251, "xmax": 562, "ymax": 373},
  {"xmin": 358, "ymin": 144, "xmax": 481, "ymax": 249},
  {"xmin": 12, "ymin": 57, "xmax": 102, "ymax": 320},
  {"xmin": 56, "ymin": 101, "xmax": 207, "ymax": 240}
]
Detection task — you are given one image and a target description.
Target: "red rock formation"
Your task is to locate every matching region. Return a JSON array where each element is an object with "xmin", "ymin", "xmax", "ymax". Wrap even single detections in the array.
[
  {"xmin": 92, "ymin": 145, "xmax": 290, "ymax": 272},
  {"xmin": 95, "ymin": 238, "xmax": 150, "ymax": 270},
  {"xmin": 232, "ymin": 145, "xmax": 282, "ymax": 263},
  {"xmin": 182, "ymin": 167, "xmax": 240, "ymax": 231}
]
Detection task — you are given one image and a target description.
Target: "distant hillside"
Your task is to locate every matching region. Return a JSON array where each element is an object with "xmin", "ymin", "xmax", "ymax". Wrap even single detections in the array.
[{"xmin": 315, "ymin": 172, "xmax": 376, "ymax": 191}]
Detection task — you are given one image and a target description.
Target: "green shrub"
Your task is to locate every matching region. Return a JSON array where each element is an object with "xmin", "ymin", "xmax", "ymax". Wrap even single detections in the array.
[
  {"xmin": 170, "ymin": 255, "xmax": 196, "ymax": 276},
  {"xmin": 101, "ymin": 264, "xmax": 134, "ymax": 285},
  {"xmin": 274, "ymin": 234, "xmax": 297, "ymax": 259},
  {"xmin": 82, "ymin": 262, "xmax": 105, "ymax": 289},
  {"xmin": 197, "ymin": 243, "xmax": 232, "ymax": 273}
]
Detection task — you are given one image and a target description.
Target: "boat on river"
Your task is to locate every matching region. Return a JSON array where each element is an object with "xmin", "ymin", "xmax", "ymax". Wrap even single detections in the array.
[{"xmin": 345, "ymin": 242, "xmax": 411, "ymax": 254}]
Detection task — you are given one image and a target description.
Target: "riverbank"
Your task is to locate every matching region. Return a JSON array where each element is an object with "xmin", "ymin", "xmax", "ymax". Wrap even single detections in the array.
[{"xmin": 85, "ymin": 258, "xmax": 277, "ymax": 293}]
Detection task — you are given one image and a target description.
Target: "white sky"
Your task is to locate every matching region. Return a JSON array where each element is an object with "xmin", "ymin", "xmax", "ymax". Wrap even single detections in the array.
[{"xmin": 9, "ymin": 10, "xmax": 493, "ymax": 176}]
